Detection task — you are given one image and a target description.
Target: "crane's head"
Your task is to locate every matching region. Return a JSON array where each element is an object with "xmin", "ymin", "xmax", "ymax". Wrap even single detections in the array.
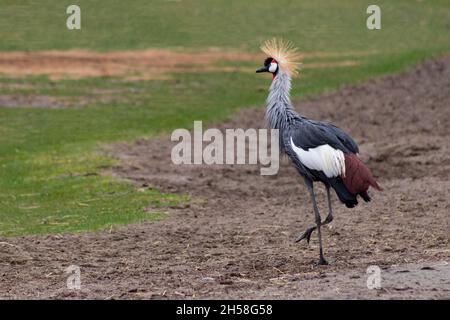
[
  {"xmin": 256, "ymin": 38, "xmax": 301, "ymax": 79},
  {"xmin": 256, "ymin": 57, "xmax": 279, "ymax": 75}
]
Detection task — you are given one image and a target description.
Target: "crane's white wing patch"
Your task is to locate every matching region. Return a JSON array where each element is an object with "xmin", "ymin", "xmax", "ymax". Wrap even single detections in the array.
[{"xmin": 290, "ymin": 137, "xmax": 345, "ymax": 178}]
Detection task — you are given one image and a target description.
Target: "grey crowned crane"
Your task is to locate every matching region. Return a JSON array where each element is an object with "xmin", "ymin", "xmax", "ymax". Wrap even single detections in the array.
[{"xmin": 256, "ymin": 39, "xmax": 381, "ymax": 265}]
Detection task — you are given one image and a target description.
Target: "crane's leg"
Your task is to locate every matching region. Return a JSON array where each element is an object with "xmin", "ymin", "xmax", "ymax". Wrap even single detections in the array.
[
  {"xmin": 295, "ymin": 181, "xmax": 328, "ymax": 265},
  {"xmin": 295, "ymin": 185, "xmax": 333, "ymax": 244},
  {"xmin": 324, "ymin": 185, "xmax": 334, "ymax": 224},
  {"xmin": 309, "ymin": 185, "xmax": 328, "ymax": 265}
]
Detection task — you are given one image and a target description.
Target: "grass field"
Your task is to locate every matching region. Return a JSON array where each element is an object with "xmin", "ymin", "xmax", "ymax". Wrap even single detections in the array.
[{"xmin": 0, "ymin": 0, "xmax": 449, "ymax": 236}]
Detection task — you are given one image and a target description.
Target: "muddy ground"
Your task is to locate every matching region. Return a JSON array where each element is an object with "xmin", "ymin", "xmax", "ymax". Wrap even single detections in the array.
[{"xmin": 0, "ymin": 55, "xmax": 449, "ymax": 299}]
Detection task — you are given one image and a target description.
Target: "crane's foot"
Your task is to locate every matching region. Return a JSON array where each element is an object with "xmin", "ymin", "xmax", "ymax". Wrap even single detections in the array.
[
  {"xmin": 295, "ymin": 226, "xmax": 316, "ymax": 243},
  {"xmin": 317, "ymin": 256, "xmax": 329, "ymax": 266},
  {"xmin": 295, "ymin": 213, "xmax": 333, "ymax": 244}
]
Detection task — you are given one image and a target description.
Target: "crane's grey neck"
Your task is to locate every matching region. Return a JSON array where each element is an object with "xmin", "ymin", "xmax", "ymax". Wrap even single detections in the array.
[{"xmin": 265, "ymin": 70, "xmax": 298, "ymax": 130}]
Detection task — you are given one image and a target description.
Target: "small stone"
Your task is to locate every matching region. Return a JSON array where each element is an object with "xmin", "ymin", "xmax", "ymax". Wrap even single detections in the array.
[{"xmin": 201, "ymin": 277, "xmax": 215, "ymax": 282}]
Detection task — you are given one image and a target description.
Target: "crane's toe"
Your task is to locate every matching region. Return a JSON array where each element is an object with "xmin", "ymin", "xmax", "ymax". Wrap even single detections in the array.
[{"xmin": 295, "ymin": 226, "xmax": 317, "ymax": 243}]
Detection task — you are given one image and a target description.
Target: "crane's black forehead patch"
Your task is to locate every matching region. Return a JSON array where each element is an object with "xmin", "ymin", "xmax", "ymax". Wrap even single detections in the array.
[{"xmin": 264, "ymin": 57, "xmax": 274, "ymax": 66}]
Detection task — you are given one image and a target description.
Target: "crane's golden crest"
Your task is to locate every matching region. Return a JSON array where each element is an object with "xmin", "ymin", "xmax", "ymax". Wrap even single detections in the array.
[{"xmin": 260, "ymin": 38, "xmax": 302, "ymax": 77}]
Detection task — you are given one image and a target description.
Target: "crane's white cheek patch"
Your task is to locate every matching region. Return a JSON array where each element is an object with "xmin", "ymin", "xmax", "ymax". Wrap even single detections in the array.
[
  {"xmin": 290, "ymin": 138, "xmax": 345, "ymax": 178},
  {"xmin": 268, "ymin": 63, "xmax": 278, "ymax": 73}
]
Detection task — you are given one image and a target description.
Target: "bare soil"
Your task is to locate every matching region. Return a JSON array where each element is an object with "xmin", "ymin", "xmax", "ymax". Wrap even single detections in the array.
[
  {"xmin": 0, "ymin": 55, "xmax": 449, "ymax": 299},
  {"xmin": 0, "ymin": 90, "xmax": 138, "ymax": 109},
  {"xmin": 0, "ymin": 49, "xmax": 359, "ymax": 81}
]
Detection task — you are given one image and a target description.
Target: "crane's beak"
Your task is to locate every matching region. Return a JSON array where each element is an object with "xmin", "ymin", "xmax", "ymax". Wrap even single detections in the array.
[{"xmin": 256, "ymin": 65, "xmax": 269, "ymax": 73}]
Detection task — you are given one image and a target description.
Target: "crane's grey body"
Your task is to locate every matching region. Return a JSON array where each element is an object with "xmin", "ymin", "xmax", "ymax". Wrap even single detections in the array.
[
  {"xmin": 265, "ymin": 70, "xmax": 358, "ymax": 182},
  {"xmin": 264, "ymin": 69, "xmax": 359, "ymax": 265}
]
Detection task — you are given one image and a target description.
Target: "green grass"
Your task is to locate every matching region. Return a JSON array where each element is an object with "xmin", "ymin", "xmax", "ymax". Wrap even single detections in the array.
[
  {"xmin": 1, "ymin": 0, "xmax": 449, "ymax": 53},
  {"xmin": 0, "ymin": 0, "xmax": 449, "ymax": 236}
]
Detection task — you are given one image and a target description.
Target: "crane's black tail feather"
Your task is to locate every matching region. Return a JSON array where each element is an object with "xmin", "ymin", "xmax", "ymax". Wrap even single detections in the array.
[
  {"xmin": 359, "ymin": 191, "xmax": 371, "ymax": 202},
  {"xmin": 329, "ymin": 178, "xmax": 358, "ymax": 208}
]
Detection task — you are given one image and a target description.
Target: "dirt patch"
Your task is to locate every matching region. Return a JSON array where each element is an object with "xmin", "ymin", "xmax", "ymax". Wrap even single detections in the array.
[
  {"xmin": 0, "ymin": 49, "xmax": 360, "ymax": 81},
  {"xmin": 0, "ymin": 55, "xmax": 449, "ymax": 299},
  {"xmin": 0, "ymin": 93, "xmax": 128, "ymax": 109},
  {"xmin": 0, "ymin": 87, "xmax": 144, "ymax": 108},
  {"xmin": 0, "ymin": 94, "xmax": 66, "ymax": 109}
]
